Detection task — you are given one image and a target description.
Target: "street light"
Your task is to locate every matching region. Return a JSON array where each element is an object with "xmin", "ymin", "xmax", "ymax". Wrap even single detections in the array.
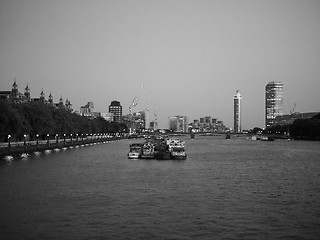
[
  {"xmin": 23, "ymin": 134, "xmax": 27, "ymax": 146},
  {"xmin": 8, "ymin": 134, "xmax": 11, "ymax": 147},
  {"xmin": 47, "ymin": 134, "xmax": 49, "ymax": 145},
  {"xmin": 36, "ymin": 134, "xmax": 39, "ymax": 145},
  {"xmin": 63, "ymin": 133, "xmax": 66, "ymax": 144},
  {"xmin": 56, "ymin": 134, "xmax": 59, "ymax": 144}
]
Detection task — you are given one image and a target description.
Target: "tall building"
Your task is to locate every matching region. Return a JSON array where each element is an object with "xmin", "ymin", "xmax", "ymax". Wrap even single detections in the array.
[
  {"xmin": 169, "ymin": 115, "xmax": 188, "ymax": 132},
  {"xmin": 109, "ymin": 100, "xmax": 122, "ymax": 123},
  {"xmin": 265, "ymin": 81, "xmax": 283, "ymax": 128},
  {"xmin": 233, "ymin": 90, "xmax": 242, "ymax": 133},
  {"xmin": 80, "ymin": 102, "xmax": 94, "ymax": 117}
]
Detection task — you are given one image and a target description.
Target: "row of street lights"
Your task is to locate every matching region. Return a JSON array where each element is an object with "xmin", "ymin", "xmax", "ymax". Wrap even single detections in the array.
[{"xmin": 7, "ymin": 132, "xmax": 126, "ymax": 147}]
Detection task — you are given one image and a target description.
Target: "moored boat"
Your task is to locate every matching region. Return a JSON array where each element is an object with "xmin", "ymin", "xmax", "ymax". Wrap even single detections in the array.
[
  {"xmin": 128, "ymin": 143, "xmax": 143, "ymax": 159},
  {"xmin": 140, "ymin": 142, "xmax": 155, "ymax": 159},
  {"xmin": 154, "ymin": 141, "xmax": 171, "ymax": 160},
  {"xmin": 171, "ymin": 146, "xmax": 187, "ymax": 160}
]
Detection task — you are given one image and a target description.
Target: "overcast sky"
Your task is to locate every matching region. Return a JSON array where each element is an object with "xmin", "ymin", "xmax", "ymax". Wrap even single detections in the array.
[{"xmin": 1, "ymin": 0, "xmax": 319, "ymax": 129}]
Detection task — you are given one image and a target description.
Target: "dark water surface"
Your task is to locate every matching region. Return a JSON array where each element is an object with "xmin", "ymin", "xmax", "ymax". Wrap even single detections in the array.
[{"xmin": 1, "ymin": 137, "xmax": 320, "ymax": 239}]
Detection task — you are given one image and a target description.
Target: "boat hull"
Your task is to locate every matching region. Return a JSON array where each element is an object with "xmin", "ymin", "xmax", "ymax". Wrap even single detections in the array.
[
  {"xmin": 140, "ymin": 154, "xmax": 155, "ymax": 159},
  {"xmin": 155, "ymin": 151, "xmax": 172, "ymax": 160},
  {"xmin": 128, "ymin": 152, "xmax": 140, "ymax": 159}
]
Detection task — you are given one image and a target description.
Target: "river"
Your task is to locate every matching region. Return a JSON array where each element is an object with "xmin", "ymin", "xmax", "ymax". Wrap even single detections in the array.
[{"xmin": 1, "ymin": 136, "xmax": 320, "ymax": 239}]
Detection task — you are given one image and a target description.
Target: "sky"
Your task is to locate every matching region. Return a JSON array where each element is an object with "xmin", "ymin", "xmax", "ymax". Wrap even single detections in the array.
[{"xmin": 1, "ymin": 0, "xmax": 320, "ymax": 129}]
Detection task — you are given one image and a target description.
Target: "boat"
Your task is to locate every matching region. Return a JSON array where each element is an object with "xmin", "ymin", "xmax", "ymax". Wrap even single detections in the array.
[
  {"xmin": 154, "ymin": 137, "xmax": 187, "ymax": 160},
  {"xmin": 260, "ymin": 136, "xmax": 275, "ymax": 141},
  {"xmin": 171, "ymin": 146, "xmax": 187, "ymax": 160},
  {"xmin": 140, "ymin": 142, "xmax": 155, "ymax": 159},
  {"xmin": 128, "ymin": 143, "xmax": 143, "ymax": 159},
  {"xmin": 154, "ymin": 141, "xmax": 172, "ymax": 160},
  {"xmin": 190, "ymin": 131, "xmax": 195, "ymax": 139}
]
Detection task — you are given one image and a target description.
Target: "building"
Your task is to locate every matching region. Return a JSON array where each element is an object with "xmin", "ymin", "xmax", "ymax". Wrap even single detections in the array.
[
  {"xmin": 149, "ymin": 121, "xmax": 158, "ymax": 131},
  {"xmin": 0, "ymin": 80, "xmax": 29, "ymax": 102},
  {"xmin": 100, "ymin": 112, "xmax": 114, "ymax": 122},
  {"xmin": 169, "ymin": 115, "xmax": 188, "ymax": 132},
  {"xmin": 275, "ymin": 112, "xmax": 319, "ymax": 125},
  {"xmin": 190, "ymin": 117, "xmax": 227, "ymax": 133},
  {"xmin": 80, "ymin": 102, "xmax": 94, "ymax": 117},
  {"xmin": 265, "ymin": 82, "xmax": 284, "ymax": 128},
  {"xmin": 1, "ymin": 80, "xmax": 72, "ymax": 110},
  {"xmin": 109, "ymin": 100, "xmax": 122, "ymax": 123},
  {"xmin": 233, "ymin": 90, "xmax": 242, "ymax": 133}
]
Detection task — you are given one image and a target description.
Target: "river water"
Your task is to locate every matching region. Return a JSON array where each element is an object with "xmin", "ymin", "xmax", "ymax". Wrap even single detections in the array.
[{"xmin": 1, "ymin": 136, "xmax": 320, "ymax": 240}]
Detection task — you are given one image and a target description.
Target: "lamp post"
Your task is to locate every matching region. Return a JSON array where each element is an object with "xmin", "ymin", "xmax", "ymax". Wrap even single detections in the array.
[
  {"xmin": 56, "ymin": 134, "xmax": 59, "ymax": 144},
  {"xmin": 23, "ymin": 134, "xmax": 27, "ymax": 146},
  {"xmin": 76, "ymin": 133, "xmax": 78, "ymax": 142},
  {"xmin": 63, "ymin": 134, "xmax": 66, "ymax": 144},
  {"xmin": 36, "ymin": 134, "xmax": 39, "ymax": 145},
  {"xmin": 47, "ymin": 134, "xmax": 50, "ymax": 145},
  {"xmin": 8, "ymin": 134, "xmax": 11, "ymax": 148},
  {"xmin": 70, "ymin": 134, "xmax": 73, "ymax": 142}
]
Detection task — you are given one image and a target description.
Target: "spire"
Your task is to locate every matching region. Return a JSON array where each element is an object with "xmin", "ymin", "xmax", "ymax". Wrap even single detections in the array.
[
  {"xmin": 65, "ymin": 98, "xmax": 72, "ymax": 111},
  {"xmin": 24, "ymin": 83, "xmax": 30, "ymax": 100},
  {"xmin": 48, "ymin": 91, "xmax": 53, "ymax": 104},
  {"xmin": 11, "ymin": 78, "xmax": 18, "ymax": 97},
  {"xmin": 59, "ymin": 96, "xmax": 64, "ymax": 107},
  {"xmin": 40, "ymin": 89, "xmax": 45, "ymax": 102},
  {"xmin": 25, "ymin": 84, "xmax": 30, "ymax": 92},
  {"xmin": 12, "ymin": 78, "xmax": 18, "ymax": 89}
]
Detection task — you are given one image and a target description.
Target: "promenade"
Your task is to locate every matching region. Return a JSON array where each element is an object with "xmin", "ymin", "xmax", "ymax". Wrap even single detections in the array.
[{"xmin": 0, "ymin": 134, "xmax": 126, "ymax": 159}]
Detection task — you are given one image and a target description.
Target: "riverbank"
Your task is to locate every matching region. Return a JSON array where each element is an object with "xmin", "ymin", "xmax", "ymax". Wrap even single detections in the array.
[{"xmin": 0, "ymin": 136, "xmax": 125, "ymax": 160}]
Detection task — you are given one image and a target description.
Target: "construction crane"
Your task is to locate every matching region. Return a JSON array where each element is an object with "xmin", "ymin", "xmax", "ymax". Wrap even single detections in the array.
[
  {"xmin": 290, "ymin": 103, "xmax": 297, "ymax": 115},
  {"xmin": 128, "ymin": 97, "xmax": 138, "ymax": 135},
  {"xmin": 128, "ymin": 96, "xmax": 138, "ymax": 115}
]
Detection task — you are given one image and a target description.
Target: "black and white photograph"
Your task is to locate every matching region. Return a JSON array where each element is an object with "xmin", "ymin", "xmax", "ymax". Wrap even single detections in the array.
[{"xmin": 1, "ymin": 0, "xmax": 320, "ymax": 239}]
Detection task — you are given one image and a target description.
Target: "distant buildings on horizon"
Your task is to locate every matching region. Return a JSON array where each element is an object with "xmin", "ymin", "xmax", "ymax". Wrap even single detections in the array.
[
  {"xmin": 2, "ymin": 80, "xmax": 318, "ymax": 132},
  {"xmin": 189, "ymin": 116, "xmax": 227, "ymax": 133}
]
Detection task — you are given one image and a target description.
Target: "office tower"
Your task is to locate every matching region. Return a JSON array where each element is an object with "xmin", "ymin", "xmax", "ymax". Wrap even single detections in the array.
[
  {"xmin": 265, "ymin": 81, "xmax": 283, "ymax": 128},
  {"xmin": 109, "ymin": 100, "xmax": 122, "ymax": 123},
  {"xmin": 80, "ymin": 102, "xmax": 94, "ymax": 117},
  {"xmin": 169, "ymin": 115, "xmax": 188, "ymax": 132},
  {"xmin": 233, "ymin": 90, "xmax": 242, "ymax": 133}
]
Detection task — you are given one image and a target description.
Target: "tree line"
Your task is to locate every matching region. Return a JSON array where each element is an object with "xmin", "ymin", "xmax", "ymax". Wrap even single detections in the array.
[
  {"xmin": 251, "ymin": 113, "xmax": 320, "ymax": 140},
  {"xmin": 0, "ymin": 100, "xmax": 128, "ymax": 142}
]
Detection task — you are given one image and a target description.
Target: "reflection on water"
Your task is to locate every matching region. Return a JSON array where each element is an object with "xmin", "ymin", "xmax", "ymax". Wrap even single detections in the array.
[{"xmin": 1, "ymin": 136, "xmax": 320, "ymax": 239}]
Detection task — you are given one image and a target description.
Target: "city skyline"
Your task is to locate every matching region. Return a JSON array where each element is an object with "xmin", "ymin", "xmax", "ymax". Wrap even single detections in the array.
[{"xmin": 1, "ymin": 0, "xmax": 320, "ymax": 129}]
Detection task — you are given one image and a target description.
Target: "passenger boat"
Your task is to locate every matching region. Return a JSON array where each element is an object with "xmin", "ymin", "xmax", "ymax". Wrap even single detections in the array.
[
  {"xmin": 128, "ymin": 143, "xmax": 143, "ymax": 159},
  {"xmin": 171, "ymin": 146, "xmax": 187, "ymax": 160},
  {"xmin": 154, "ymin": 141, "xmax": 172, "ymax": 160},
  {"xmin": 140, "ymin": 142, "xmax": 155, "ymax": 159},
  {"xmin": 128, "ymin": 136, "xmax": 187, "ymax": 161},
  {"xmin": 155, "ymin": 149, "xmax": 172, "ymax": 160},
  {"xmin": 190, "ymin": 132, "xmax": 195, "ymax": 139}
]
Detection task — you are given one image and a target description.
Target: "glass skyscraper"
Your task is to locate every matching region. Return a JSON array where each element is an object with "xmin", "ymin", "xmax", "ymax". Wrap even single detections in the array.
[
  {"xmin": 233, "ymin": 90, "xmax": 242, "ymax": 133},
  {"xmin": 265, "ymin": 82, "xmax": 283, "ymax": 128}
]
